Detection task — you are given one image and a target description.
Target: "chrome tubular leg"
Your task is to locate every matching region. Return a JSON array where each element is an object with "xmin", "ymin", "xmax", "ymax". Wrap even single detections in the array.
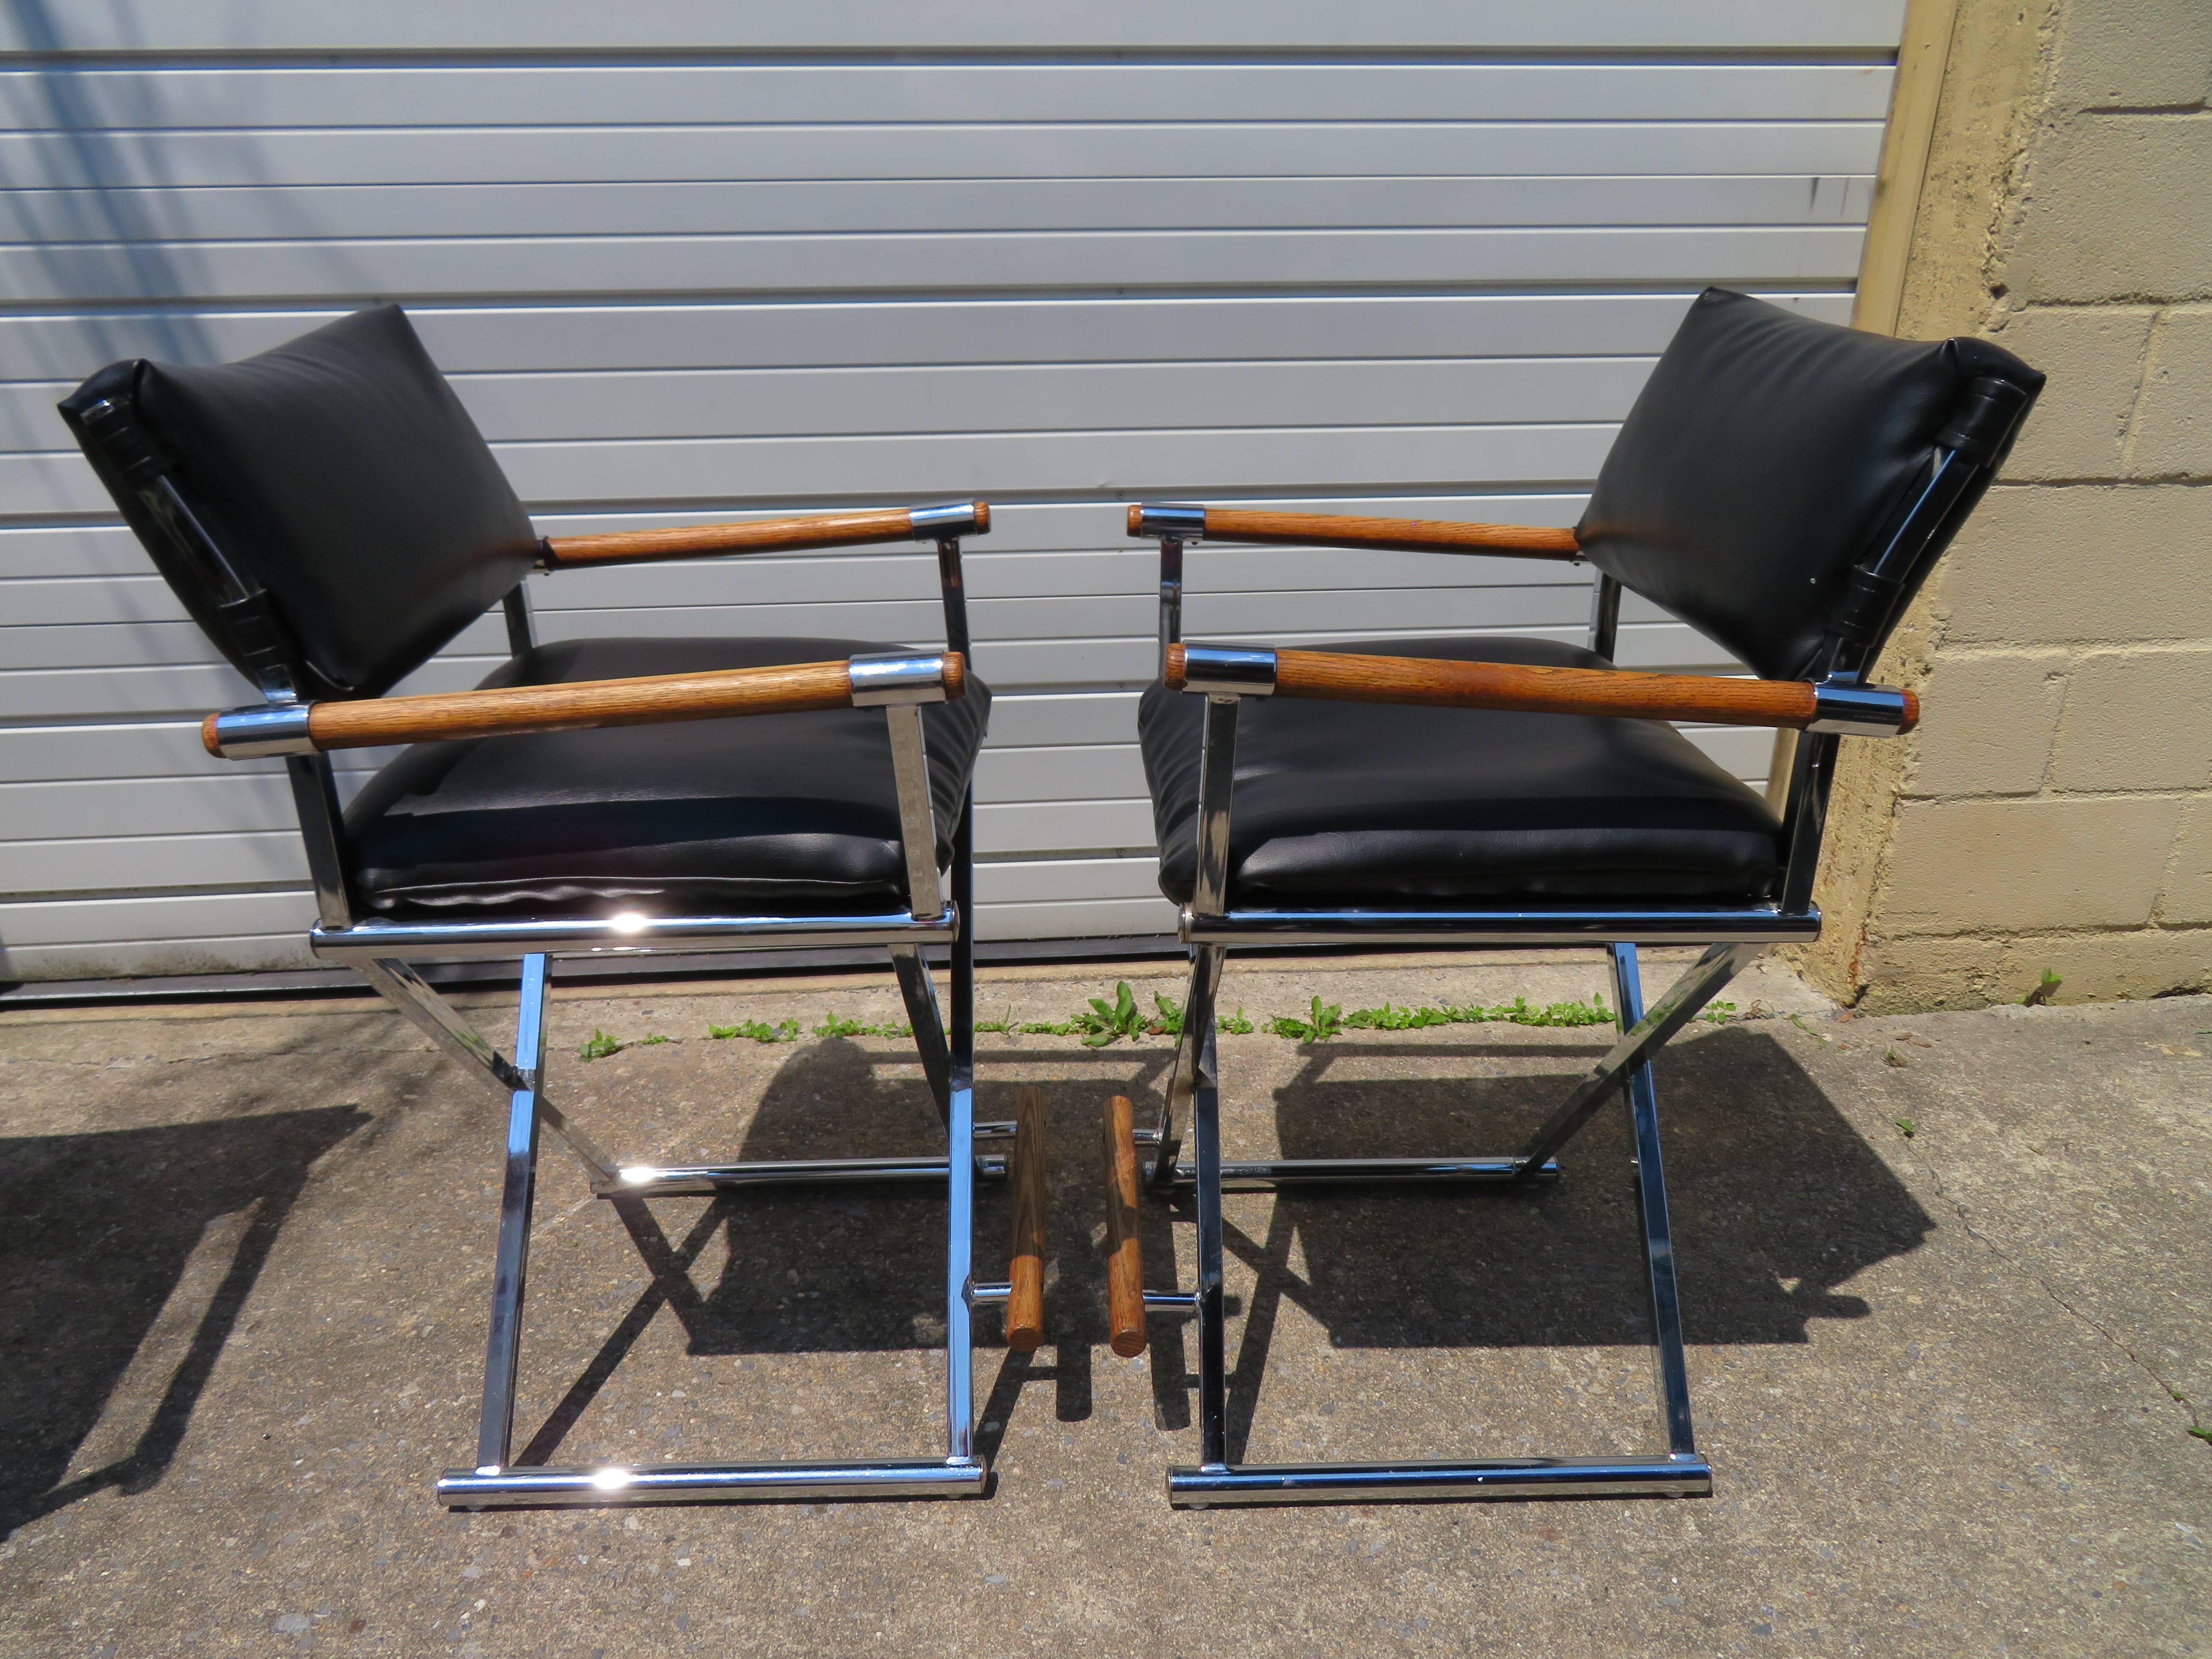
[
  {"xmin": 889, "ymin": 946, "xmax": 955, "ymax": 1122},
  {"xmin": 950, "ymin": 787, "xmax": 975, "ymax": 1084},
  {"xmin": 1190, "ymin": 1022, "xmax": 1229, "ymax": 1470},
  {"xmin": 1151, "ymin": 943, "xmax": 1222, "ymax": 1186},
  {"xmin": 945, "ymin": 1068, "xmax": 978, "ymax": 1463},
  {"xmin": 475, "ymin": 954, "xmax": 549, "ymax": 1473},
  {"xmin": 1610, "ymin": 945, "xmax": 1698, "ymax": 1457},
  {"xmin": 1190, "ymin": 696, "xmax": 1240, "ymax": 917},
  {"xmin": 357, "ymin": 955, "xmax": 516, "ymax": 1091},
  {"xmin": 943, "ymin": 786, "xmax": 981, "ymax": 1464},
  {"xmin": 1514, "ymin": 940, "xmax": 1762, "ymax": 1175},
  {"xmin": 1157, "ymin": 534, "xmax": 1184, "ymax": 674},
  {"xmin": 357, "ymin": 956, "xmax": 620, "ymax": 1185}
]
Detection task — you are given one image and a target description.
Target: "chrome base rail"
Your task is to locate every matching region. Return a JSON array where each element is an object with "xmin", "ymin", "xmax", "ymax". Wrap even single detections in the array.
[
  {"xmin": 438, "ymin": 1458, "xmax": 987, "ymax": 1509},
  {"xmin": 1140, "ymin": 937, "xmax": 1750, "ymax": 1508},
  {"xmin": 1166, "ymin": 1454, "xmax": 1711, "ymax": 1508},
  {"xmin": 600, "ymin": 1153, "xmax": 1005, "ymax": 1197},
  {"xmin": 341, "ymin": 855, "xmax": 995, "ymax": 1511},
  {"xmin": 313, "ymin": 907, "xmax": 957, "ymax": 963},
  {"xmin": 1168, "ymin": 1155, "xmax": 1558, "ymax": 1190},
  {"xmin": 1181, "ymin": 905, "xmax": 1818, "ymax": 947}
]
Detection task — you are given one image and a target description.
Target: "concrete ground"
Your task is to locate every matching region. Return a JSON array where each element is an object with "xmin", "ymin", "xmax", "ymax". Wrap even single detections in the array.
[{"xmin": 0, "ymin": 949, "xmax": 2206, "ymax": 1657}]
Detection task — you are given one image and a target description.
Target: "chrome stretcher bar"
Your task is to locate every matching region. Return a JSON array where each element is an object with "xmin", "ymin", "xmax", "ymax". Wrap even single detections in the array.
[
  {"xmin": 436, "ymin": 1458, "xmax": 988, "ymax": 1508},
  {"xmin": 1166, "ymin": 1454, "xmax": 1711, "ymax": 1507},
  {"xmin": 310, "ymin": 907, "xmax": 958, "ymax": 961},
  {"xmin": 1179, "ymin": 905, "xmax": 1821, "ymax": 946}
]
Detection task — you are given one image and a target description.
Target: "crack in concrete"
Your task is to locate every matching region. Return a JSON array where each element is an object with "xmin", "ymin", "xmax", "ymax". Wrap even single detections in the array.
[{"xmin": 1914, "ymin": 1155, "xmax": 2206, "ymax": 1443}]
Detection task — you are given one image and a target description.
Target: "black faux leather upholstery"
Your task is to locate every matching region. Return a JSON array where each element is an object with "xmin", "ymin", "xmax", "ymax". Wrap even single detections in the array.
[
  {"xmin": 345, "ymin": 637, "xmax": 991, "ymax": 918},
  {"xmin": 61, "ymin": 305, "xmax": 540, "ymax": 700},
  {"xmin": 1141, "ymin": 636, "xmax": 1780, "ymax": 908},
  {"xmin": 1578, "ymin": 288, "xmax": 2043, "ymax": 680}
]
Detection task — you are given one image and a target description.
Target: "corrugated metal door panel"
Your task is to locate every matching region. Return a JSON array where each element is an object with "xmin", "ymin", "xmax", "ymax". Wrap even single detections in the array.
[
  {"xmin": 0, "ymin": 24, "xmax": 1894, "ymax": 979},
  {"xmin": 0, "ymin": 6, "xmax": 1908, "ymax": 53}
]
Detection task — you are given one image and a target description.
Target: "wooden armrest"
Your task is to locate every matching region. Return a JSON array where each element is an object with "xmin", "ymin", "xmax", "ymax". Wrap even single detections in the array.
[
  {"xmin": 1167, "ymin": 644, "xmax": 1917, "ymax": 733},
  {"xmin": 1128, "ymin": 503, "xmax": 1580, "ymax": 560},
  {"xmin": 202, "ymin": 652, "xmax": 964, "ymax": 757},
  {"xmin": 543, "ymin": 501, "xmax": 990, "ymax": 568}
]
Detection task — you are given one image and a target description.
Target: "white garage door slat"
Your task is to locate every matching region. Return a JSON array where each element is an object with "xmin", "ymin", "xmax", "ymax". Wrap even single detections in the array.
[
  {"xmin": 0, "ymin": 125, "xmax": 1885, "ymax": 195},
  {"xmin": 0, "ymin": 63, "xmax": 1898, "ymax": 130},
  {"xmin": 3, "ymin": 177, "xmax": 1880, "ymax": 246},
  {"xmin": 0, "ymin": 18, "xmax": 1894, "ymax": 980},
  {"xmin": 0, "ymin": 4, "xmax": 1907, "ymax": 55},
  {"xmin": 0, "ymin": 294, "xmax": 1856, "ymax": 384}
]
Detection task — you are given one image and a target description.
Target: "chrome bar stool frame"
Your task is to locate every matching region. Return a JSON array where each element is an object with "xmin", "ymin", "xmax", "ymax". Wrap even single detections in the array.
[
  {"xmin": 60, "ymin": 307, "xmax": 1027, "ymax": 1510},
  {"xmin": 1107, "ymin": 294, "xmax": 2044, "ymax": 1506}
]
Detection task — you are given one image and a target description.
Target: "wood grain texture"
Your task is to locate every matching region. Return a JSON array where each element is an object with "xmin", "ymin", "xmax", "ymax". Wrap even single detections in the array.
[
  {"xmin": 1167, "ymin": 643, "xmax": 1916, "ymax": 730},
  {"xmin": 543, "ymin": 503, "xmax": 989, "ymax": 566},
  {"xmin": 1006, "ymin": 1084, "xmax": 1048, "ymax": 1354},
  {"xmin": 1103, "ymin": 1093, "xmax": 1147, "ymax": 1359},
  {"xmin": 201, "ymin": 653, "xmax": 965, "ymax": 755},
  {"xmin": 1132, "ymin": 504, "xmax": 1583, "ymax": 558}
]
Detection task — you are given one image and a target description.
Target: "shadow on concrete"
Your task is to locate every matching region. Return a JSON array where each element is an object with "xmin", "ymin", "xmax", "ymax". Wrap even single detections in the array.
[
  {"xmin": 0, "ymin": 1105, "xmax": 367, "ymax": 1540},
  {"xmin": 513, "ymin": 1038, "xmax": 1172, "ymax": 1464},
  {"xmin": 1199, "ymin": 1025, "xmax": 1933, "ymax": 1455},
  {"xmin": 509, "ymin": 1025, "xmax": 1929, "ymax": 1468}
]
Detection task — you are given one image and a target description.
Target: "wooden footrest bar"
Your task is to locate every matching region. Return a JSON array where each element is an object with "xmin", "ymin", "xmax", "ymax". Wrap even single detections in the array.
[
  {"xmin": 1006, "ymin": 1086, "xmax": 1048, "ymax": 1353},
  {"xmin": 1104, "ymin": 1094, "xmax": 1148, "ymax": 1358}
]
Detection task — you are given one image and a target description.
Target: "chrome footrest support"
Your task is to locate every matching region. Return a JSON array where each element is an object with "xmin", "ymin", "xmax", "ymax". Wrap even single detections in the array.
[
  {"xmin": 597, "ymin": 1154, "xmax": 1005, "ymax": 1197},
  {"xmin": 438, "ymin": 1458, "xmax": 988, "ymax": 1508},
  {"xmin": 1169, "ymin": 1155, "xmax": 1558, "ymax": 1190},
  {"xmin": 1145, "ymin": 935, "xmax": 1749, "ymax": 1508},
  {"xmin": 1166, "ymin": 1453, "xmax": 1711, "ymax": 1508},
  {"xmin": 352, "ymin": 811, "xmax": 995, "ymax": 1511}
]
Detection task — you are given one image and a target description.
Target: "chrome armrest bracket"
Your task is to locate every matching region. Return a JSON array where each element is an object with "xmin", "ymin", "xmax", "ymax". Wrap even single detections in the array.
[{"xmin": 1807, "ymin": 673, "xmax": 1913, "ymax": 737}]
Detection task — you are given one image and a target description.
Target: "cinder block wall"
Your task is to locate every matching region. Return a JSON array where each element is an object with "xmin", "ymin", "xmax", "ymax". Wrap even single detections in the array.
[{"xmin": 1804, "ymin": 0, "xmax": 2212, "ymax": 1010}]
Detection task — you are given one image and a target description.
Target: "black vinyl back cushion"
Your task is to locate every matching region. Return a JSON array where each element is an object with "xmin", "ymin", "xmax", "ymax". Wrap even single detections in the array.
[
  {"xmin": 62, "ymin": 305, "xmax": 539, "ymax": 699},
  {"xmin": 1578, "ymin": 288, "xmax": 2040, "ymax": 680}
]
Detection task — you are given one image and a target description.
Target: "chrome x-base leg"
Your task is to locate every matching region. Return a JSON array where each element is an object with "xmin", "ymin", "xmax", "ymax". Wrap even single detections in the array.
[
  {"xmin": 1158, "ymin": 941, "xmax": 1754, "ymax": 1507},
  {"xmin": 352, "ymin": 882, "xmax": 995, "ymax": 1506}
]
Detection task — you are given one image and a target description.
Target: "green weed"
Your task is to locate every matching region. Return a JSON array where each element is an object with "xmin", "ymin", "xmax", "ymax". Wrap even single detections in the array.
[
  {"xmin": 2025, "ymin": 968, "xmax": 2062, "ymax": 1007},
  {"xmin": 1894, "ymin": 1117, "xmax": 1916, "ymax": 1138},
  {"xmin": 1345, "ymin": 1001, "xmax": 1453, "ymax": 1031},
  {"xmin": 708, "ymin": 1018, "xmax": 801, "ymax": 1044},
  {"xmin": 1270, "ymin": 997, "xmax": 1348, "ymax": 1043},
  {"xmin": 1338, "ymin": 994, "xmax": 1614, "ymax": 1032},
  {"xmin": 807, "ymin": 1013, "xmax": 911, "ymax": 1039},
  {"xmin": 637, "ymin": 1033, "xmax": 671, "ymax": 1047},
  {"xmin": 1077, "ymin": 981, "xmax": 1149, "ymax": 1048},
  {"xmin": 577, "ymin": 1030, "xmax": 621, "ymax": 1061}
]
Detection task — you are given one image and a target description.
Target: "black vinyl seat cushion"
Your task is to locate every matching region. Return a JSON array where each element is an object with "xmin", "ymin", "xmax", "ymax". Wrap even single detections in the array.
[
  {"xmin": 344, "ymin": 637, "xmax": 990, "ymax": 920},
  {"xmin": 1140, "ymin": 636, "xmax": 1782, "ymax": 909}
]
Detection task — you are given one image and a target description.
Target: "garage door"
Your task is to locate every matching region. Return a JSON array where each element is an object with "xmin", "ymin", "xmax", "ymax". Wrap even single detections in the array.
[{"xmin": 0, "ymin": 4, "xmax": 1902, "ymax": 979}]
